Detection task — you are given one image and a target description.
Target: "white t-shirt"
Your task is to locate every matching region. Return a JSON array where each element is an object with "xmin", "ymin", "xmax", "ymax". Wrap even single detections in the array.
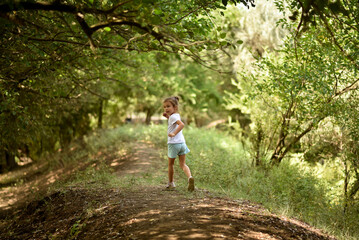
[{"xmin": 167, "ymin": 113, "xmax": 185, "ymax": 144}]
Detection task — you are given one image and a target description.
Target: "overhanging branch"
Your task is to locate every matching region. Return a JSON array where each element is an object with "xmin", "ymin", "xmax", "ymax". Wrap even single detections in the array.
[{"xmin": 0, "ymin": 1, "xmax": 129, "ymax": 14}]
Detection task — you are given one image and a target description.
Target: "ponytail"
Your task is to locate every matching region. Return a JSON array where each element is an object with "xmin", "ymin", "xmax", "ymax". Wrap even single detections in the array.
[{"xmin": 164, "ymin": 96, "xmax": 180, "ymax": 107}]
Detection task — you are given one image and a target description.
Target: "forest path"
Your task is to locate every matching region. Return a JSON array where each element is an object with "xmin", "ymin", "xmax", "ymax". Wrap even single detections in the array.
[
  {"xmin": 81, "ymin": 141, "xmax": 335, "ymax": 240},
  {"xmin": 0, "ymin": 141, "xmax": 336, "ymax": 240}
]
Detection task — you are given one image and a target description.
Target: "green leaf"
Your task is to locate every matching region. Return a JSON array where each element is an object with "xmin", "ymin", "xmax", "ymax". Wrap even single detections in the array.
[
  {"xmin": 220, "ymin": 32, "xmax": 227, "ymax": 39},
  {"xmin": 154, "ymin": 9, "xmax": 163, "ymax": 15},
  {"xmin": 104, "ymin": 27, "xmax": 111, "ymax": 32},
  {"xmin": 236, "ymin": 40, "xmax": 243, "ymax": 44}
]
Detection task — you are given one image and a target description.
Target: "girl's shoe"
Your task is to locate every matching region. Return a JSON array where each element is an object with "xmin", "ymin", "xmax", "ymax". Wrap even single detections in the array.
[
  {"xmin": 188, "ymin": 177, "xmax": 195, "ymax": 192},
  {"xmin": 165, "ymin": 182, "xmax": 176, "ymax": 190}
]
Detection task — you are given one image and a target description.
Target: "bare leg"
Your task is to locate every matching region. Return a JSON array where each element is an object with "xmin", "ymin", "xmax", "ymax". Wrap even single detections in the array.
[
  {"xmin": 179, "ymin": 154, "xmax": 192, "ymax": 178},
  {"xmin": 168, "ymin": 157, "xmax": 175, "ymax": 183},
  {"xmin": 179, "ymin": 154, "xmax": 194, "ymax": 191}
]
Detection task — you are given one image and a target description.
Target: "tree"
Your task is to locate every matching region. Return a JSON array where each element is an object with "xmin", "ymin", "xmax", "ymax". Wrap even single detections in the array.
[
  {"xmin": 247, "ymin": 0, "xmax": 359, "ymax": 208},
  {"xmin": 259, "ymin": 0, "xmax": 359, "ymax": 164},
  {"xmin": 211, "ymin": 1, "xmax": 288, "ymax": 164},
  {"xmin": 334, "ymin": 90, "xmax": 359, "ymax": 211},
  {"xmin": 283, "ymin": 0, "xmax": 359, "ymax": 70},
  {"xmin": 0, "ymin": 0, "xmax": 255, "ymax": 171},
  {"xmin": 243, "ymin": 25, "xmax": 357, "ymax": 165},
  {"xmin": 0, "ymin": 0, "xmax": 254, "ymax": 63},
  {"xmin": 224, "ymin": 0, "xmax": 358, "ymax": 165}
]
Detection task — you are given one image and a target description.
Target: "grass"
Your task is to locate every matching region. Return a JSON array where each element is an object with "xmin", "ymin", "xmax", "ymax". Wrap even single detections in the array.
[
  {"xmin": 124, "ymin": 123, "xmax": 358, "ymax": 240},
  {"xmin": 20, "ymin": 123, "xmax": 359, "ymax": 240},
  {"xmin": 47, "ymin": 125, "xmax": 168, "ymax": 192}
]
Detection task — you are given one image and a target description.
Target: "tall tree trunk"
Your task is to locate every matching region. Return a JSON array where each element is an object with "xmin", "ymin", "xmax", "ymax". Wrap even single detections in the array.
[
  {"xmin": 253, "ymin": 127, "xmax": 263, "ymax": 167},
  {"xmin": 343, "ymin": 159, "xmax": 349, "ymax": 213},
  {"xmin": 59, "ymin": 124, "xmax": 72, "ymax": 149},
  {"xmin": 145, "ymin": 109, "xmax": 152, "ymax": 125},
  {"xmin": 98, "ymin": 99, "xmax": 103, "ymax": 129},
  {"xmin": 0, "ymin": 150, "xmax": 17, "ymax": 173},
  {"xmin": 6, "ymin": 151, "xmax": 17, "ymax": 169},
  {"xmin": 340, "ymin": 133, "xmax": 350, "ymax": 213}
]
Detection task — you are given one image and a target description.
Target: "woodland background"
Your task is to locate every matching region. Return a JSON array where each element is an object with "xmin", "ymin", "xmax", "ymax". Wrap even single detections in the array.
[{"xmin": 1, "ymin": 0, "xmax": 358, "ymax": 239}]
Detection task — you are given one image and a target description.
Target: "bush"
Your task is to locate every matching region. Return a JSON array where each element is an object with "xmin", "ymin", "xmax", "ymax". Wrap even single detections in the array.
[{"xmin": 138, "ymin": 124, "xmax": 358, "ymax": 239}]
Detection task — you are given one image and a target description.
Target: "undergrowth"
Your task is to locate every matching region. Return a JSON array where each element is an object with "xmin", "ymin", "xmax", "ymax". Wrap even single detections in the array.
[{"xmin": 127, "ymin": 124, "xmax": 358, "ymax": 240}]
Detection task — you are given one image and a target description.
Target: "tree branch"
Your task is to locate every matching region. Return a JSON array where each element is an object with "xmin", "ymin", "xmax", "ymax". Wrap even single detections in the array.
[
  {"xmin": 90, "ymin": 20, "xmax": 164, "ymax": 41},
  {"xmin": 164, "ymin": 0, "xmax": 217, "ymax": 26},
  {"xmin": 0, "ymin": 1, "xmax": 100, "ymax": 14},
  {"xmin": 334, "ymin": 78, "xmax": 359, "ymax": 97},
  {"xmin": 313, "ymin": 3, "xmax": 359, "ymax": 70},
  {"xmin": 75, "ymin": 12, "xmax": 96, "ymax": 49},
  {"xmin": 103, "ymin": 0, "xmax": 133, "ymax": 14},
  {"xmin": 277, "ymin": 121, "xmax": 315, "ymax": 162}
]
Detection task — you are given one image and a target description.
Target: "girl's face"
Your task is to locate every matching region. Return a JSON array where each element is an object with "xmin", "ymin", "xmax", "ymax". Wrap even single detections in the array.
[{"xmin": 163, "ymin": 101, "xmax": 177, "ymax": 115}]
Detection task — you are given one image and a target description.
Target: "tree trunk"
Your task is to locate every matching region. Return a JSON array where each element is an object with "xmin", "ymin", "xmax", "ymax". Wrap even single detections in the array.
[
  {"xmin": 253, "ymin": 127, "xmax": 263, "ymax": 167},
  {"xmin": 145, "ymin": 108, "xmax": 154, "ymax": 125},
  {"xmin": 98, "ymin": 99, "xmax": 103, "ymax": 129},
  {"xmin": 340, "ymin": 133, "xmax": 350, "ymax": 213},
  {"xmin": 6, "ymin": 151, "xmax": 17, "ymax": 169},
  {"xmin": 347, "ymin": 179, "xmax": 359, "ymax": 203},
  {"xmin": 271, "ymin": 142, "xmax": 286, "ymax": 165},
  {"xmin": 343, "ymin": 159, "xmax": 349, "ymax": 213},
  {"xmin": 59, "ymin": 126, "xmax": 72, "ymax": 149},
  {"xmin": 0, "ymin": 150, "xmax": 17, "ymax": 173},
  {"xmin": 270, "ymin": 123, "xmax": 288, "ymax": 165},
  {"xmin": 271, "ymin": 122, "xmax": 314, "ymax": 165},
  {"xmin": 270, "ymin": 101, "xmax": 294, "ymax": 165}
]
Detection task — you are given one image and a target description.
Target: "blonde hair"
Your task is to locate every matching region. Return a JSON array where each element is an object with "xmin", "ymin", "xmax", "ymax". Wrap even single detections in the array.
[{"xmin": 163, "ymin": 96, "xmax": 180, "ymax": 108}]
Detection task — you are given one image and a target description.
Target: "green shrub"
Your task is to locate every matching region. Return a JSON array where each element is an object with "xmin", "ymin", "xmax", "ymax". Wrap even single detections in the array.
[{"xmin": 138, "ymin": 124, "xmax": 358, "ymax": 239}]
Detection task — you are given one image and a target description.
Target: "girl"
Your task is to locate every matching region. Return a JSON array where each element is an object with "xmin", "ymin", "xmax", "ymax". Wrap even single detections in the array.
[{"xmin": 163, "ymin": 96, "xmax": 194, "ymax": 191}]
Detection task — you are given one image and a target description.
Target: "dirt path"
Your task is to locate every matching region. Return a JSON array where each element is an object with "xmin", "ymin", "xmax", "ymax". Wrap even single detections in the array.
[{"xmin": 0, "ymin": 141, "xmax": 336, "ymax": 240}]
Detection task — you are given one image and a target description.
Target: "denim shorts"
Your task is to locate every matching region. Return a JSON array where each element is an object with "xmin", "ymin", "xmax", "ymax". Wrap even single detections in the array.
[{"xmin": 168, "ymin": 143, "xmax": 190, "ymax": 158}]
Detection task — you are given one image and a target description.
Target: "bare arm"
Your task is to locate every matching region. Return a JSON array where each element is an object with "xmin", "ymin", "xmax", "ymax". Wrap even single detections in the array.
[{"xmin": 168, "ymin": 120, "xmax": 184, "ymax": 137}]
